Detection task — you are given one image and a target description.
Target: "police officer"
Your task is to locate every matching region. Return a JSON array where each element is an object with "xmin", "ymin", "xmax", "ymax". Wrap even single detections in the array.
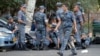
[
  {"xmin": 76, "ymin": 2, "xmax": 85, "ymax": 23},
  {"xmin": 33, "ymin": 5, "xmax": 49, "ymax": 50},
  {"xmin": 76, "ymin": 2, "xmax": 85, "ymax": 33},
  {"xmin": 76, "ymin": 2, "xmax": 84, "ymax": 14},
  {"xmin": 73, "ymin": 5, "xmax": 84, "ymax": 49},
  {"xmin": 57, "ymin": 3, "xmax": 77, "ymax": 56},
  {"xmin": 17, "ymin": 4, "xmax": 27, "ymax": 50},
  {"xmin": 56, "ymin": 2, "xmax": 63, "ymax": 48},
  {"xmin": 7, "ymin": 16, "xmax": 17, "ymax": 34}
]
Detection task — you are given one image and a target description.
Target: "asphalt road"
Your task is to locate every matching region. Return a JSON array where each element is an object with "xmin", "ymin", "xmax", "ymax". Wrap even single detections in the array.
[{"xmin": 0, "ymin": 45, "xmax": 100, "ymax": 56}]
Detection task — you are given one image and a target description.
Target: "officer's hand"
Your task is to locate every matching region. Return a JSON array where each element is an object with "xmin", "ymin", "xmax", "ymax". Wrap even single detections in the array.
[
  {"xmin": 18, "ymin": 19, "xmax": 23, "ymax": 23},
  {"xmin": 74, "ymin": 28, "xmax": 77, "ymax": 33}
]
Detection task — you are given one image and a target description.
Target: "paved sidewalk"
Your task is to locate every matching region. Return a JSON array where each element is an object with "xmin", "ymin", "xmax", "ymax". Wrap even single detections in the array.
[{"xmin": 0, "ymin": 45, "xmax": 100, "ymax": 56}]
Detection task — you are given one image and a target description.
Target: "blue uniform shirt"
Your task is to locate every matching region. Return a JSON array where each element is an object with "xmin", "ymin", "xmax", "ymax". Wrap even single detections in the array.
[
  {"xmin": 18, "ymin": 10, "xmax": 26, "ymax": 25},
  {"xmin": 33, "ymin": 11, "xmax": 47, "ymax": 30},
  {"xmin": 56, "ymin": 8, "xmax": 63, "ymax": 29},
  {"xmin": 61, "ymin": 11, "xmax": 75, "ymax": 28},
  {"xmin": 56, "ymin": 8, "xmax": 63, "ymax": 19},
  {"xmin": 7, "ymin": 23, "xmax": 16, "ymax": 31},
  {"xmin": 75, "ymin": 11, "xmax": 83, "ymax": 24}
]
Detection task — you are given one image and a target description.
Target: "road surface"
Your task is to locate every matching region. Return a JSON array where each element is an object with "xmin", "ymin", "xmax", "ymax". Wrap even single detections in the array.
[{"xmin": 0, "ymin": 45, "xmax": 100, "ymax": 56}]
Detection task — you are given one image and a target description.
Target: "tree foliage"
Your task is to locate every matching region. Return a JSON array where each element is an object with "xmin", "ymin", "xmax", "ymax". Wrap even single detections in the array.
[
  {"xmin": 36, "ymin": 0, "xmax": 99, "ymax": 12},
  {"xmin": 0, "ymin": 0, "xmax": 99, "ymax": 16},
  {"xmin": 36, "ymin": 0, "xmax": 78, "ymax": 11},
  {"xmin": 78, "ymin": 0, "xmax": 98, "ymax": 12},
  {"xmin": 0, "ymin": 0, "xmax": 25, "ymax": 16}
]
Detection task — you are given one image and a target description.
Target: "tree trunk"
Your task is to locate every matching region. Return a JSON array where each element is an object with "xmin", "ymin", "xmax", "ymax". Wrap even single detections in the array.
[{"xmin": 25, "ymin": 0, "xmax": 36, "ymax": 33}]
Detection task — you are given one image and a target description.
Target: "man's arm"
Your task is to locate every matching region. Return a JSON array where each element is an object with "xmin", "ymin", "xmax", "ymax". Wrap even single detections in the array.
[
  {"xmin": 81, "ymin": 7, "xmax": 85, "ymax": 23},
  {"xmin": 72, "ymin": 12, "xmax": 77, "ymax": 32},
  {"xmin": 18, "ymin": 11, "xmax": 24, "ymax": 24},
  {"xmin": 12, "ymin": 24, "xmax": 18, "ymax": 33},
  {"xmin": 44, "ymin": 14, "xmax": 50, "ymax": 32},
  {"xmin": 44, "ymin": 14, "xmax": 48, "ymax": 27},
  {"xmin": 79, "ymin": 14, "xmax": 84, "ymax": 27},
  {"xmin": 73, "ymin": 19, "xmax": 77, "ymax": 32},
  {"xmin": 55, "ymin": 18, "xmax": 61, "ymax": 31},
  {"xmin": 54, "ymin": 12, "xmax": 61, "ymax": 31}
]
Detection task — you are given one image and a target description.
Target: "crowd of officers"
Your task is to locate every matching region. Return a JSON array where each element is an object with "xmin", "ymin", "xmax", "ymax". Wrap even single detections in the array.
[{"xmin": 6, "ymin": 2, "xmax": 91, "ymax": 56}]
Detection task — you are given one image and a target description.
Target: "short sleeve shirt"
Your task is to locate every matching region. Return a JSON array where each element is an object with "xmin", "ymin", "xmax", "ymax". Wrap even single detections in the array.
[
  {"xmin": 34, "ymin": 11, "xmax": 47, "ymax": 24},
  {"xmin": 56, "ymin": 8, "xmax": 63, "ymax": 19},
  {"xmin": 75, "ymin": 11, "xmax": 83, "ymax": 24},
  {"xmin": 33, "ymin": 11, "xmax": 47, "ymax": 29},
  {"xmin": 18, "ymin": 10, "xmax": 26, "ymax": 25},
  {"xmin": 61, "ymin": 11, "xmax": 75, "ymax": 28}
]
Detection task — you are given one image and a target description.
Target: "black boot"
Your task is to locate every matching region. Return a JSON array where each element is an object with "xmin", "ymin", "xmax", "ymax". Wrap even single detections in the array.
[
  {"xmin": 35, "ymin": 44, "xmax": 40, "ymax": 50},
  {"xmin": 76, "ymin": 42, "xmax": 82, "ymax": 50},
  {"xmin": 22, "ymin": 43, "xmax": 29, "ymax": 51},
  {"xmin": 72, "ymin": 53, "xmax": 77, "ymax": 55}
]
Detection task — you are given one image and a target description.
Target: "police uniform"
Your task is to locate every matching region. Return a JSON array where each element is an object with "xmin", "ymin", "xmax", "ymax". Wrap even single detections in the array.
[
  {"xmin": 7, "ymin": 22, "xmax": 16, "ymax": 31},
  {"xmin": 76, "ymin": 2, "xmax": 85, "ymax": 15},
  {"xmin": 18, "ymin": 8, "xmax": 26, "ymax": 46},
  {"xmin": 56, "ymin": 3, "xmax": 64, "ymax": 43},
  {"xmin": 33, "ymin": 6, "xmax": 49, "ymax": 49},
  {"xmin": 76, "ymin": 2, "xmax": 85, "ymax": 30},
  {"xmin": 58, "ymin": 11, "xmax": 77, "ymax": 55},
  {"xmin": 7, "ymin": 16, "xmax": 17, "ymax": 36},
  {"xmin": 74, "ymin": 11, "xmax": 83, "ymax": 48}
]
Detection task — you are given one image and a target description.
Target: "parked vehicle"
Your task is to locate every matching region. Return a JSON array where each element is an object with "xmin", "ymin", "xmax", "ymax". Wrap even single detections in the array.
[{"xmin": 0, "ymin": 18, "xmax": 16, "ymax": 52}]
